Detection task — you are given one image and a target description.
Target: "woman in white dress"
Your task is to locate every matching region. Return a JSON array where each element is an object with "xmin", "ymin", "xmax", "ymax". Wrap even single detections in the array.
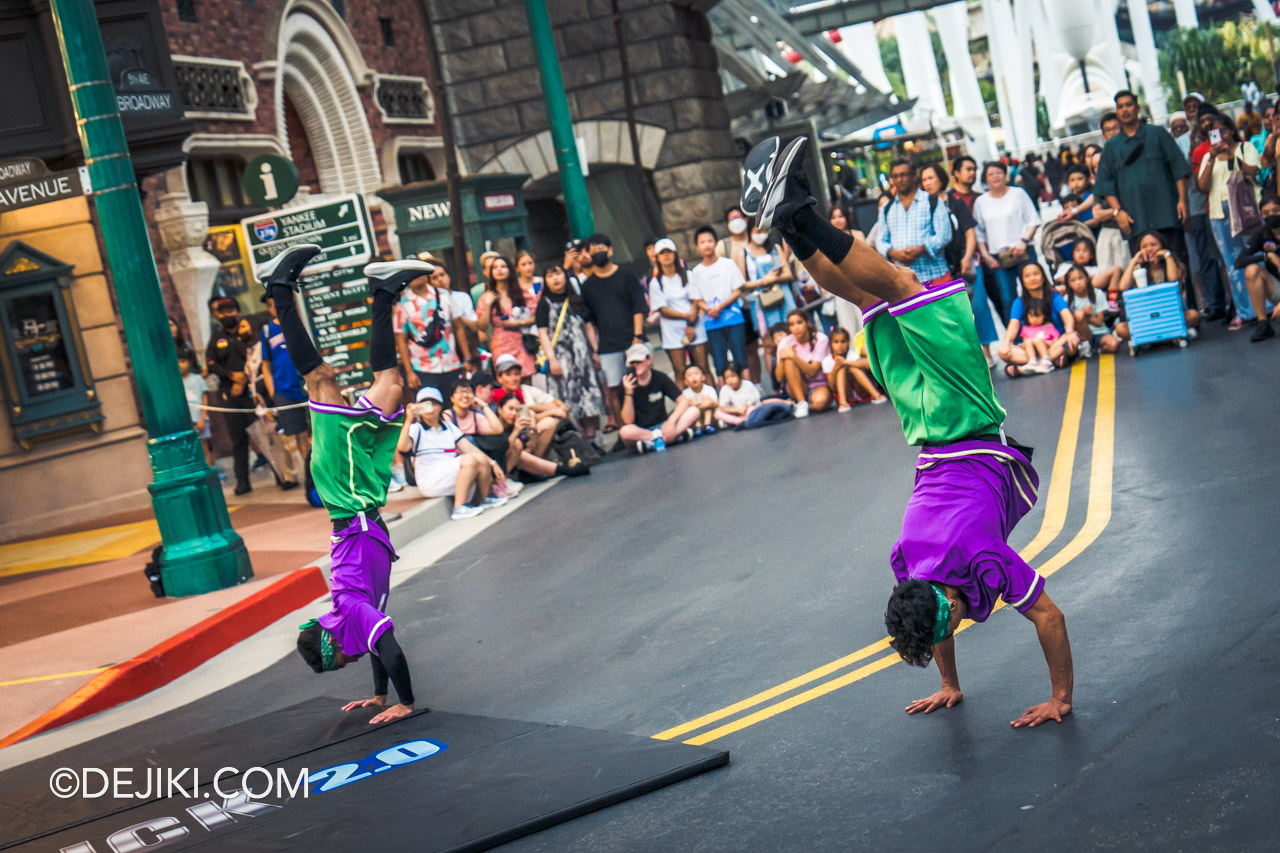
[{"xmin": 647, "ymin": 237, "xmax": 710, "ymax": 389}]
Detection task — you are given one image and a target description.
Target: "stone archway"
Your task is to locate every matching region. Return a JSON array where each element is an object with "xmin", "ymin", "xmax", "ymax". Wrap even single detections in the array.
[
  {"xmin": 272, "ymin": 1, "xmax": 381, "ymax": 194},
  {"xmin": 475, "ymin": 120, "xmax": 667, "ymax": 185}
]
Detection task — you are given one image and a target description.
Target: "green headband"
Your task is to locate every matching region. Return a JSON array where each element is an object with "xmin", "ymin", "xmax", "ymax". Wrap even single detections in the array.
[
  {"xmin": 931, "ymin": 585, "xmax": 953, "ymax": 645},
  {"xmin": 299, "ymin": 618, "xmax": 339, "ymax": 672}
]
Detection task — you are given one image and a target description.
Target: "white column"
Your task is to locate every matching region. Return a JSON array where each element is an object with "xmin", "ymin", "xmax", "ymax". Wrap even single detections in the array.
[
  {"xmin": 1127, "ymin": 0, "xmax": 1168, "ymax": 123},
  {"xmin": 1025, "ymin": 0, "xmax": 1061, "ymax": 133},
  {"xmin": 985, "ymin": 0, "xmax": 1022, "ymax": 150},
  {"xmin": 1252, "ymin": 0, "xmax": 1278, "ymax": 23},
  {"xmin": 893, "ymin": 12, "xmax": 948, "ymax": 122},
  {"xmin": 1011, "ymin": 0, "xmax": 1040, "ymax": 146},
  {"xmin": 154, "ymin": 183, "xmax": 221, "ymax": 353},
  {"xmin": 1172, "ymin": 0, "xmax": 1198, "ymax": 29},
  {"xmin": 838, "ymin": 22, "xmax": 892, "ymax": 95},
  {"xmin": 1095, "ymin": 0, "xmax": 1127, "ymax": 96},
  {"xmin": 934, "ymin": 2, "xmax": 996, "ymax": 160}
]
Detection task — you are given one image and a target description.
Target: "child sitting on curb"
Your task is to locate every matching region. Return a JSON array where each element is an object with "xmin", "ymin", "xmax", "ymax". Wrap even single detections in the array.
[{"xmin": 681, "ymin": 364, "xmax": 720, "ymax": 434}]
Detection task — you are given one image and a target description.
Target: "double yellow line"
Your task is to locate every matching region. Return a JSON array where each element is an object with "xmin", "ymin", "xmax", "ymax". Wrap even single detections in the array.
[{"xmin": 654, "ymin": 357, "xmax": 1116, "ymax": 746}]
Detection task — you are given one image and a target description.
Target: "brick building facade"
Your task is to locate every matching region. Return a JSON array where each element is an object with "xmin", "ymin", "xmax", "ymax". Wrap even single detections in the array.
[{"xmin": 148, "ymin": 0, "xmax": 445, "ymax": 347}]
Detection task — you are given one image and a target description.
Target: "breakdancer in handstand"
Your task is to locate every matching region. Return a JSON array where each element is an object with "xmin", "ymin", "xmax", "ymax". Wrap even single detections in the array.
[
  {"xmin": 742, "ymin": 138, "xmax": 1073, "ymax": 728},
  {"xmin": 258, "ymin": 242, "xmax": 429, "ymax": 725}
]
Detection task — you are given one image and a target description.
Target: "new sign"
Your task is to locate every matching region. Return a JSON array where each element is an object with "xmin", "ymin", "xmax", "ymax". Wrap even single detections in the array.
[
  {"xmin": 240, "ymin": 194, "xmax": 373, "ymax": 278},
  {"xmin": 0, "ymin": 158, "xmax": 91, "ymax": 215}
]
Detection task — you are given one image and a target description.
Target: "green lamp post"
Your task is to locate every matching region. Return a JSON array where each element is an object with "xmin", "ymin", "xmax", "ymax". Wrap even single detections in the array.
[
  {"xmin": 49, "ymin": 0, "xmax": 252, "ymax": 595},
  {"xmin": 524, "ymin": 0, "xmax": 596, "ymax": 240}
]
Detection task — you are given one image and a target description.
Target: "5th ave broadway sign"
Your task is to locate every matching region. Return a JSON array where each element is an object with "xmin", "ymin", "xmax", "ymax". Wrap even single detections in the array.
[{"xmin": 0, "ymin": 158, "xmax": 91, "ymax": 215}]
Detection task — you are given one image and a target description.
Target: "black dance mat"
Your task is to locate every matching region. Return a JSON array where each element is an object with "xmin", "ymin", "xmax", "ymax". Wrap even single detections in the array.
[{"xmin": 0, "ymin": 698, "xmax": 728, "ymax": 852}]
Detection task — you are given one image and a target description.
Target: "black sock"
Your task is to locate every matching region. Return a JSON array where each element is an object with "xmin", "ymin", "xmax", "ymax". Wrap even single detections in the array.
[
  {"xmin": 268, "ymin": 284, "xmax": 324, "ymax": 375},
  {"xmin": 370, "ymin": 290, "xmax": 399, "ymax": 373},
  {"xmin": 784, "ymin": 229, "xmax": 818, "ymax": 262},
  {"xmin": 792, "ymin": 204, "xmax": 854, "ymax": 265}
]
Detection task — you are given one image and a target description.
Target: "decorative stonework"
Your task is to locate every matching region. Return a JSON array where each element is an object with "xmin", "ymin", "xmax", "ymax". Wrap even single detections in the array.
[
  {"xmin": 154, "ymin": 179, "xmax": 222, "ymax": 352},
  {"xmin": 173, "ymin": 57, "xmax": 257, "ymax": 120},
  {"xmin": 374, "ymin": 74, "xmax": 434, "ymax": 125}
]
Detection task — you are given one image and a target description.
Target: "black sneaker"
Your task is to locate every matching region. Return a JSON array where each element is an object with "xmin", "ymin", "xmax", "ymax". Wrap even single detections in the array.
[
  {"xmin": 1251, "ymin": 319, "xmax": 1275, "ymax": 342},
  {"xmin": 365, "ymin": 259, "xmax": 434, "ymax": 297},
  {"xmin": 740, "ymin": 137, "xmax": 780, "ymax": 216},
  {"xmin": 256, "ymin": 243, "xmax": 322, "ymax": 291},
  {"xmin": 755, "ymin": 136, "xmax": 814, "ymax": 233}
]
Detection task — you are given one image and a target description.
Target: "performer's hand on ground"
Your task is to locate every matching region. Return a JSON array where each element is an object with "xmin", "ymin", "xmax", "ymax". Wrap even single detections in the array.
[
  {"xmin": 341, "ymin": 697, "xmax": 385, "ymax": 712},
  {"xmin": 905, "ymin": 687, "xmax": 963, "ymax": 715},
  {"xmin": 369, "ymin": 703, "xmax": 414, "ymax": 724},
  {"xmin": 1011, "ymin": 697, "xmax": 1071, "ymax": 728}
]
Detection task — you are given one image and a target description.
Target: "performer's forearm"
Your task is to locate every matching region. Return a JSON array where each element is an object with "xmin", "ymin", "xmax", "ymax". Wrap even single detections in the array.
[
  {"xmin": 371, "ymin": 654, "xmax": 389, "ymax": 698},
  {"xmin": 374, "ymin": 630, "xmax": 415, "ymax": 707},
  {"xmin": 1030, "ymin": 600, "xmax": 1073, "ymax": 703},
  {"xmin": 933, "ymin": 635, "xmax": 960, "ymax": 690}
]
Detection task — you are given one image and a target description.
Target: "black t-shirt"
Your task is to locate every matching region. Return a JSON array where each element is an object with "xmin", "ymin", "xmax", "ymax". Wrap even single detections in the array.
[
  {"xmin": 205, "ymin": 331, "xmax": 249, "ymax": 399},
  {"xmin": 1235, "ymin": 225, "xmax": 1280, "ymax": 277},
  {"xmin": 629, "ymin": 370, "xmax": 680, "ymax": 428},
  {"xmin": 580, "ymin": 267, "xmax": 647, "ymax": 354}
]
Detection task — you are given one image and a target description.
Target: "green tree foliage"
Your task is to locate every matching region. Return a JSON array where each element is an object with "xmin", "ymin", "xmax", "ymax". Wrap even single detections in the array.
[
  {"xmin": 1159, "ymin": 20, "xmax": 1279, "ymax": 110},
  {"xmin": 878, "ymin": 29, "xmax": 955, "ymax": 117}
]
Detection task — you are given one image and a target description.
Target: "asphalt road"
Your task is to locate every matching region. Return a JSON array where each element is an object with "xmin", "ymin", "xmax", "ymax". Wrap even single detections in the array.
[{"xmin": 6, "ymin": 323, "xmax": 1279, "ymax": 852}]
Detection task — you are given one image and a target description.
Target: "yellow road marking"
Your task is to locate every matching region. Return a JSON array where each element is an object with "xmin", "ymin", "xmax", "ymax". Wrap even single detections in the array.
[
  {"xmin": 659, "ymin": 357, "xmax": 1116, "ymax": 745},
  {"xmin": 0, "ymin": 668, "xmax": 110, "ymax": 687},
  {"xmin": 1017, "ymin": 360, "xmax": 1088, "ymax": 564}
]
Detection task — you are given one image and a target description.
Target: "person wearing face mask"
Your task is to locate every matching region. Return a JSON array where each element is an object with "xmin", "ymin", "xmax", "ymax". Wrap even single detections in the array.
[
  {"xmin": 1233, "ymin": 193, "xmax": 1280, "ymax": 341},
  {"xmin": 718, "ymin": 206, "xmax": 765, "ymax": 382},
  {"xmin": 578, "ymin": 234, "xmax": 648, "ymax": 430},
  {"xmin": 206, "ymin": 297, "xmax": 256, "ymax": 494},
  {"xmin": 740, "ymin": 225, "xmax": 796, "ymax": 380}
]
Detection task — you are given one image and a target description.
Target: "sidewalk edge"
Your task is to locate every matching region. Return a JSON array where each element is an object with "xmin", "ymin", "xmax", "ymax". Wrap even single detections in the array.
[{"xmin": 0, "ymin": 566, "xmax": 329, "ymax": 749}]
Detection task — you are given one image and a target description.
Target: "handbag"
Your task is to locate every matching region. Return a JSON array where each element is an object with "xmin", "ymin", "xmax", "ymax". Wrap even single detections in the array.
[
  {"xmin": 535, "ymin": 298, "xmax": 570, "ymax": 374},
  {"xmin": 1228, "ymin": 147, "xmax": 1263, "ymax": 236},
  {"xmin": 758, "ymin": 283, "xmax": 786, "ymax": 309}
]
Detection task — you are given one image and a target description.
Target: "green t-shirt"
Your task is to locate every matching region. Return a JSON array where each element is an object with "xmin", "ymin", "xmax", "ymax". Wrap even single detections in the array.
[{"xmin": 1093, "ymin": 123, "xmax": 1190, "ymax": 235}]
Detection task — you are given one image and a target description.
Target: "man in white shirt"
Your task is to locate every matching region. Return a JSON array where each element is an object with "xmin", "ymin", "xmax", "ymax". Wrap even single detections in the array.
[{"xmin": 688, "ymin": 225, "xmax": 751, "ymax": 381}]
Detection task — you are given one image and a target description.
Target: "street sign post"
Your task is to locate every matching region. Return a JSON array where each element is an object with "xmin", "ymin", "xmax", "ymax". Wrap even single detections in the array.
[
  {"xmin": 0, "ymin": 157, "xmax": 91, "ymax": 215},
  {"xmin": 241, "ymin": 195, "xmax": 376, "ymax": 390},
  {"xmin": 242, "ymin": 154, "xmax": 300, "ymax": 208}
]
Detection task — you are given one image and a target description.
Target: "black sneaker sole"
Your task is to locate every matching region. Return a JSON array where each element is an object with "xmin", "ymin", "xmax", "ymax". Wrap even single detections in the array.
[
  {"xmin": 257, "ymin": 243, "xmax": 322, "ymax": 289},
  {"xmin": 755, "ymin": 137, "xmax": 808, "ymax": 232},
  {"xmin": 741, "ymin": 137, "xmax": 780, "ymax": 215}
]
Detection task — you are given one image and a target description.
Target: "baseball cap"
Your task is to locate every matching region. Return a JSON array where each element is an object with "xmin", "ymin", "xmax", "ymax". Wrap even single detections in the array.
[
  {"xmin": 625, "ymin": 342, "xmax": 651, "ymax": 364},
  {"xmin": 211, "ymin": 297, "xmax": 238, "ymax": 312},
  {"xmin": 653, "ymin": 237, "xmax": 677, "ymax": 254},
  {"xmin": 416, "ymin": 251, "xmax": 440, "ymax": 263},
  {"xmin": 415, "ymin": 386, "xmax": 443, "ymax": 404},
  {"xmin": 471, "ymin": 371, "xmax": 495, "ymax": 388},
  {"xmin": 1185, "ymin": 92, "xmax": 1205, "ymax": 103},
  {"xmin": 494, "ymin": 353, "xmax": 522, "ymax": 373}
]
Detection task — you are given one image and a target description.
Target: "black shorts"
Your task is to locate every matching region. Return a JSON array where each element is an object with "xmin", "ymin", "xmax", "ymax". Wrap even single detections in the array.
[{"xmin": 272, "ymin": 395, "xmax": 310, "ymax": 436}]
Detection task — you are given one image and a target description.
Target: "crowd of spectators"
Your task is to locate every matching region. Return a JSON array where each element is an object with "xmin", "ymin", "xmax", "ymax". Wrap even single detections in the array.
[{"xmin": 179, "ymin": 85, "xmax": 1280, "ymax": 518}]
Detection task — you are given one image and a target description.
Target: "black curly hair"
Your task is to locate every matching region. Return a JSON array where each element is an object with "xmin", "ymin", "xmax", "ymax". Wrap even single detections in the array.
[
  {"xmin": 297, "ymin": 622, "xmax": 326, "ymax": 673},
  {"xmin": 885, "ymin": 580, "xmax": 942, "ymax": 667}
]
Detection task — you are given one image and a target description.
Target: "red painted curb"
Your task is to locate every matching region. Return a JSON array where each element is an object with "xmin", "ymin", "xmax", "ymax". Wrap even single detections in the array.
[{"xmin": 0, "ymin": 566, "xmax": 329, "ymax": 749}]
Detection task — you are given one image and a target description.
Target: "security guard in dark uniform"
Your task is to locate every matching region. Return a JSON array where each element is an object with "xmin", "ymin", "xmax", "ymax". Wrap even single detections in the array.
[{"xmin": 205, "ymin": 297, "xmax": 255, "ymax": 494}]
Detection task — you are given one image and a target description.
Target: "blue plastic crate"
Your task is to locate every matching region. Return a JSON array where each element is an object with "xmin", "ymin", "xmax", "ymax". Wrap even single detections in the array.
[{"xmin": 1123, "ymin": 281, "xmax": 1187, "ymax": 349}]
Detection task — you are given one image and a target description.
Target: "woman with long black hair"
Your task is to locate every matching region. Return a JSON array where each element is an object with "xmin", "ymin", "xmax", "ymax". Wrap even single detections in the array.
[
  {"xmin": 477, "ymin": 255, "xmax": 537, "ymax": 378},
  {"xmin": 536, "ymin": 264, "xmax": 607, "ymax": 430}
]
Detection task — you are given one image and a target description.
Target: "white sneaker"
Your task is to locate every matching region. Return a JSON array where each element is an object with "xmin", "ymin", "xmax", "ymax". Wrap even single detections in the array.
[
  {"xmin": 1187, "ymin": 326, "xmax": 1199, "ymax": 340},
  {"xmin": 387, "ymin": 480, "xmax": 405, "ymax": 493},
  {"xmin": 1035, "ymin": 359, "xmax": 1056, "ymax": 373},
  {"xmin": 451, "ymin": 504, "xmax": 484, "ymax": 520},
  {"xmin": 793, "ymin": 401, "xmax": 810, "ymax": 418},
  {"xmin": 637, "ymin": 439, "xmax": 655, "ymax": 454},
  {"xmin": 837, "ymin": 405, "xmax": 853, "ymax": 414},
  {"xmin": 480, "ymin": 495, "xmax": 508, "ymax": 509},
  {"xmin": 985, "ymin": 352, "xmax": 997, "ymax": 368},
  {"xmin": 871, "ymin": 396, "xmax": 888, "ymax": 405},
  {"xmin": 494, "ymin": 480, "xmax": 522, "ymax": 499},
  {"xmin": 1078, "ymin": 340, "xmax": 1093, "ymax": 359}
]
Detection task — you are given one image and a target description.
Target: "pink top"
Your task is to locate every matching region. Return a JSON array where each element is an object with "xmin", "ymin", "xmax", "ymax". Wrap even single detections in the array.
[
  {"xmin": 482, "ymin": 289, "xmax": 537, "ymax": 377},
  {"xmin": 779, "ymin": 331, "xmax": 831, "ymax": 387},
  {"xmin": 1021, "ymin": 323, "xmax": 1060, "ymax": 343}
]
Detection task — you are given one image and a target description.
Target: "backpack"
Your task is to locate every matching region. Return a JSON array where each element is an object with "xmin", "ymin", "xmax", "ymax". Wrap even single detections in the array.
[{"xmin": 932, "ymin": 194, "xmax": 967, "ymax": 276}]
